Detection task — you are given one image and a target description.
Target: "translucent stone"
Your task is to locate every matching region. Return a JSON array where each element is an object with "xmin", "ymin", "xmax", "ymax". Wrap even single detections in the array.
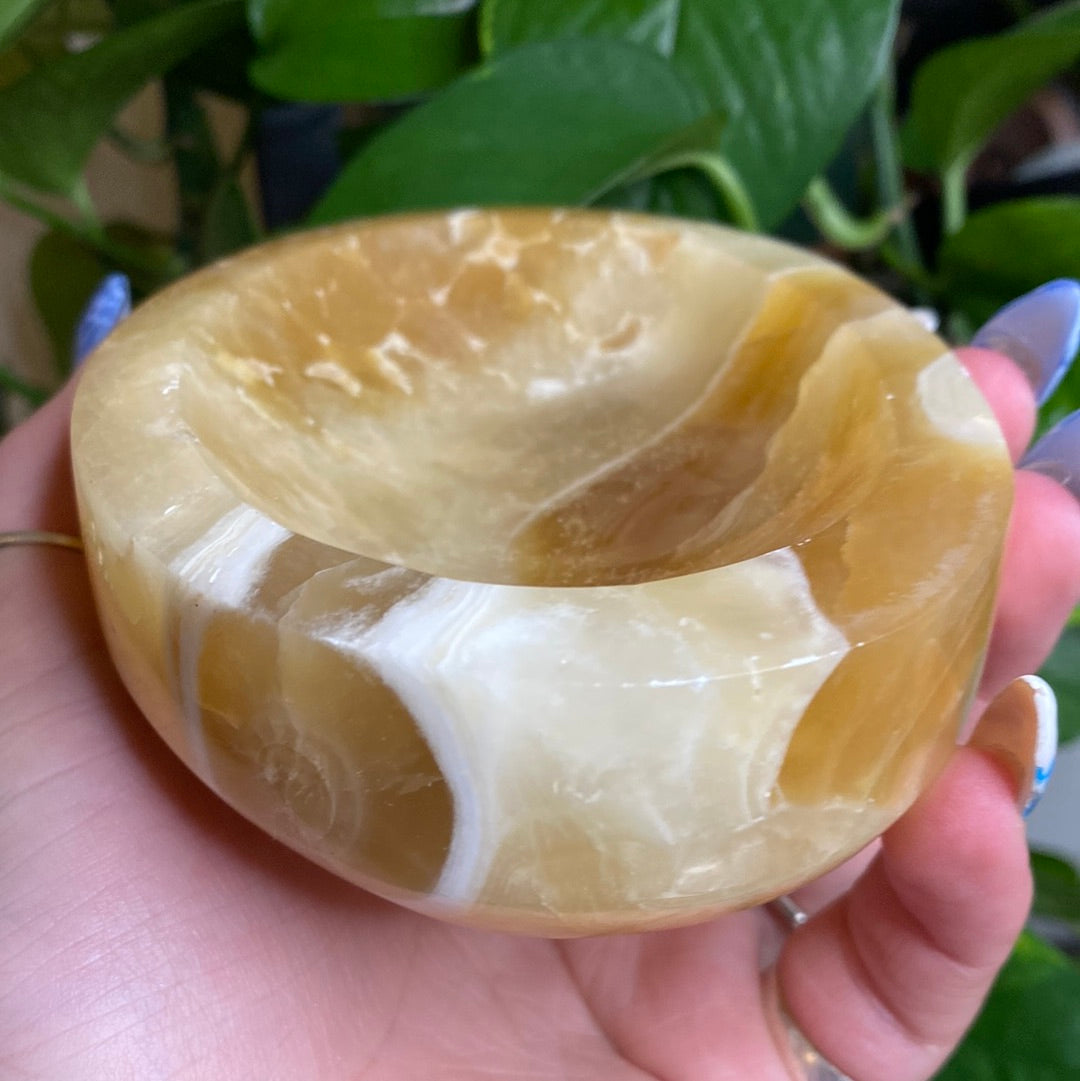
[{"xmin": 71, "ymin": 209, "xmax": 1013, "ymax": 935}]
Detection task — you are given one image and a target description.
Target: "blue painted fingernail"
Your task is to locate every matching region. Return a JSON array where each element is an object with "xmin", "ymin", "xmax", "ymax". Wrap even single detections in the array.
[
  {"xmin": 1020, "ymin": 675, "xmax": 1057, "ymax": 818},
  {"xmin": 1020, "ymin": 408, "xmax": 1080, "ymax": 502},
  {"xmin": 73, "ymin": 273, "xmax": 131, "ymax": 366},
  {"xmin": 971, "ymin": 280, "xmax": 1080, "ymax": 405}
]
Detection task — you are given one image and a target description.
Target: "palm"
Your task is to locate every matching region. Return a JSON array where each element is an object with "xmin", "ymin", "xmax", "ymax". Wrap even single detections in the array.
[
  {"xmin": 2, "ymin": 551, "xmax": 779, "ymax": 1078},
  {"xmin": 4, "ymin": 349, "xmax": 1079, "ymax": 1081}
]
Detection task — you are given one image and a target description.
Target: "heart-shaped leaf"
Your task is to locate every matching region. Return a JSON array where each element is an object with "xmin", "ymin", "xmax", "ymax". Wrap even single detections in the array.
[
  {"xmin": 248, "ymin": 0, "xmax": 477, "ymax": 102},
  {"xmin": 308, "ymin": 37, "xmax": 719, "ymax": 224},
  {"xmin": 934, "ymin": 932, "xmax": 1080, "ymax": 1080},
  {"xmin": 0, "ymin": 0, "xmax": 243, "ymax": 195},
  {"xmin": 480, "ymin": 0, "xmax": 900, "ymax": 229},
  {"xmin": 902, "ymin": 2, "xmax": 1080, "ymax": 178}
]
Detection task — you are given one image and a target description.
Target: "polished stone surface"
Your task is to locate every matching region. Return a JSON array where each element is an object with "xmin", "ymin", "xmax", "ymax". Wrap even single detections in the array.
[{"xmin": 71, "ymin": 209, "xmax": 1013, "ymax": 934}]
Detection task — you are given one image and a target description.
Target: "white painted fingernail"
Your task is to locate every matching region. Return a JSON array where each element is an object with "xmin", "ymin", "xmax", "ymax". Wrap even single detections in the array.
[
  {"xmin": 1021, "ymin": 675, "xmax": 1057, "ymax": 818},
  {"xmin": 967, "ymin": 675, "xmax": 1057, "ymax": 816}
]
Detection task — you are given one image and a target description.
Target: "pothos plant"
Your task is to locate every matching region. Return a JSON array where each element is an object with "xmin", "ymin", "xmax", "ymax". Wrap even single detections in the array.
[{"xmin": 1, "ymin": 0, "xmax": 1079, "ymax": 1074}]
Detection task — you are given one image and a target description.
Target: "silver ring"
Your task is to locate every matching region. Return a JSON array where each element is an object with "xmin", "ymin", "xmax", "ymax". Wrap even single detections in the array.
[
  {"xmin": 769, "ymin": 894, "xmax": 810, "ymax": 931},
  {"xmin": 778, "ymin": 1004, "xmax": 857, "ymax": 1081},
  {"xmin": 0, "ymin": 530, "xmax": 83, "ymax": 551},
  {"xmin": 765, "ymin": 899, "xmax": 856, "ymax": 1080}
]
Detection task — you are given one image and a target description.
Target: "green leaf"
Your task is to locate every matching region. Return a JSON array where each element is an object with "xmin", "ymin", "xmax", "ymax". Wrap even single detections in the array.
[
  {"xmin": 481, "ymin": 0, "xmax": 900, "ymax": 229},
  {"xmin": 903, "ymin": 2, "xmax": 1080, "ymax": 178},
  {"xmin": 940, "ymin": 198, "xmax": 1080, "ymax": 326},
  {"xmin": 0, "ymin": 0, "xmax": 244, "ymax": 195},
  {"xmin": 0, "ymin": 0, "xmax": 51, "ymax": 51},
  {"xmin": 248, "ymin": 0, "xmax": 477, "ymax": 102},
  {"xmin": 28, "ymin": 229, "xmax": 106, "ymax": 375},
  {"xmin": 308, "ymin": 37, "xmax": 719, "ymax": 224},
  {"xmin": 939, "ymin": 197, "xmax": 1080, "ymax": 431},
  {"xmin": 935, "ymin": 932, "xmax": 1080, "ymax": 1080},
  {"xmin": 1039, "ymin": 624, "xmax": 1080, "ymax": 746},
  {"xmin": 479, "ymin": 0, "xmax": 680, "ymax": 55},
  {"xmin": 172, "ymin": 21, "xmax": 257, "ymax": 100},
  {"xmin": 29, "ymin": 220, "xmax": 180, "ymax": 372},
  {"xmin": 1031, "ymin": 849, "xmax": 1080, "ymax": 933},
  {"xmin": 0, "ymin": 0, "xmax": 114, "ymax": 89}
]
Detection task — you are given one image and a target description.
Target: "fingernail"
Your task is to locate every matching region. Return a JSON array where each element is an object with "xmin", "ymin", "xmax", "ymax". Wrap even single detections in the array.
[
  {"xmin": 1020, "ymin": 408, "xmax": 1080, "ymax": 502},
  {"xmin": 968, "ymin": 675, "xmax": 1057, "ymax": 816},
  {"xmin": 73, "ymin": 273, "xmax": 131, "ymax": 366},
  {"xmin": 971, "ymin": 280, "xmax": 1080, "ymax": 405}
]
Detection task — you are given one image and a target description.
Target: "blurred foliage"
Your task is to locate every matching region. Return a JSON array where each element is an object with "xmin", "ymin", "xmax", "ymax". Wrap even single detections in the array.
[
  {"xmin": 1040, "ymin": 623, "xmax": 1080, "ymax": 745},
  {"xmin": 0, "ymin": 1, "xmax": 1078, "ymax": 1073},
  {"xmin": 1032, "ymin": 850, "xmax": 1080, "ymax": 936},
  {"xmin": 935, "ymin": 932, "xmax": 1080, "ymax": 1080},
  {"xmin": 480, "ymin": 0, "xmax": 900, "ymax": 229}
]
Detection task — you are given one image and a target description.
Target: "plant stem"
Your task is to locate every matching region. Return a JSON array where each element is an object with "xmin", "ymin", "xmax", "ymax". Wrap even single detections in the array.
[
  {"xmin": 941, "ymin": 164, "xmax": 968, "ymax": 236},
  {"xmin": 164, "ymin": 80, "xmax": 220, "ymax": 264},
  {"xmin": 0, "ymin": 179, "xmax": 80, "ymax": 239},
  {"xmin": 0, "ymin": 177, "xmax": 173, "ymax": 278},
  {"xmin": 869, "ymin": 67, "xmax": 926, "ymax": 277},
  {"xmin": 218, "ymin": 106, "xmax": 264, "ymax": 243},
  {"xmin": 802, "ymin": 176, "xmax": 901, "ymax": 250},
  {"xmin": 670, "ymin": 151, "xmax": 760, "ymax": 232},
  {"xmin": 70, "ymin": 178, "xmax": 101, "ymax": 232},
  {"xmin": 223, "ymin": 106, "xmax": 256, "ymax": 180}
]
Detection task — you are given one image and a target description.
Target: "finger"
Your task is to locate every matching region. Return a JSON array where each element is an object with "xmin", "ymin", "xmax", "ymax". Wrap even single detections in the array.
[
  {"xmin": 969, "ymin": 280, "xmax": 1080, "ymax": 408},
  {"xmin": 954, "ymin": 345, "xmax": 1036, "ymax": 463},
  {"xmin": 968, "ymin": 674, "xmax": 1056, "ymax": 819},
  {"xmin": 982, "ymin": 468, "xmax": 1080, "ymax": 700},
  {"xmin": 0, "ymin": 378, "xmax": 98, "ymax": 736},
  {"xmin": 775, "ymin": 735, "xmax": 1032, "ymax": 1081},
  {"xmin": 0, "ymin": 377, "xmax": 79, "ymax": 533},
  {"xmin": 765, "ymin": 344, "xmax": 1057, "ymax": 940},
  {"xmin": 952, "ymin": 346, "xmax": 1080, "ymax": 699}
]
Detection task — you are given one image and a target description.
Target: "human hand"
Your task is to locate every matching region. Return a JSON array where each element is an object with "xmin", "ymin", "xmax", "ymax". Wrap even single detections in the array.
[{"xmin": 2, "ymin": 311, "xmax": 1079, "ymax": 1080}]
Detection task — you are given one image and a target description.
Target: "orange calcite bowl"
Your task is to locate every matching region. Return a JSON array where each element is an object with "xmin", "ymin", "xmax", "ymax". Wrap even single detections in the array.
[{"xmin": 71, "ymin": 209, "xmax": 1013, "ymax": 935}]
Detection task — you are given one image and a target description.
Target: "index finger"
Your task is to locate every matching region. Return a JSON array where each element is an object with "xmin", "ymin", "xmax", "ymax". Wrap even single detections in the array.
[{"xmin": 952, "ymin": 345, "xmax": 1080, "ymax": 698}]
